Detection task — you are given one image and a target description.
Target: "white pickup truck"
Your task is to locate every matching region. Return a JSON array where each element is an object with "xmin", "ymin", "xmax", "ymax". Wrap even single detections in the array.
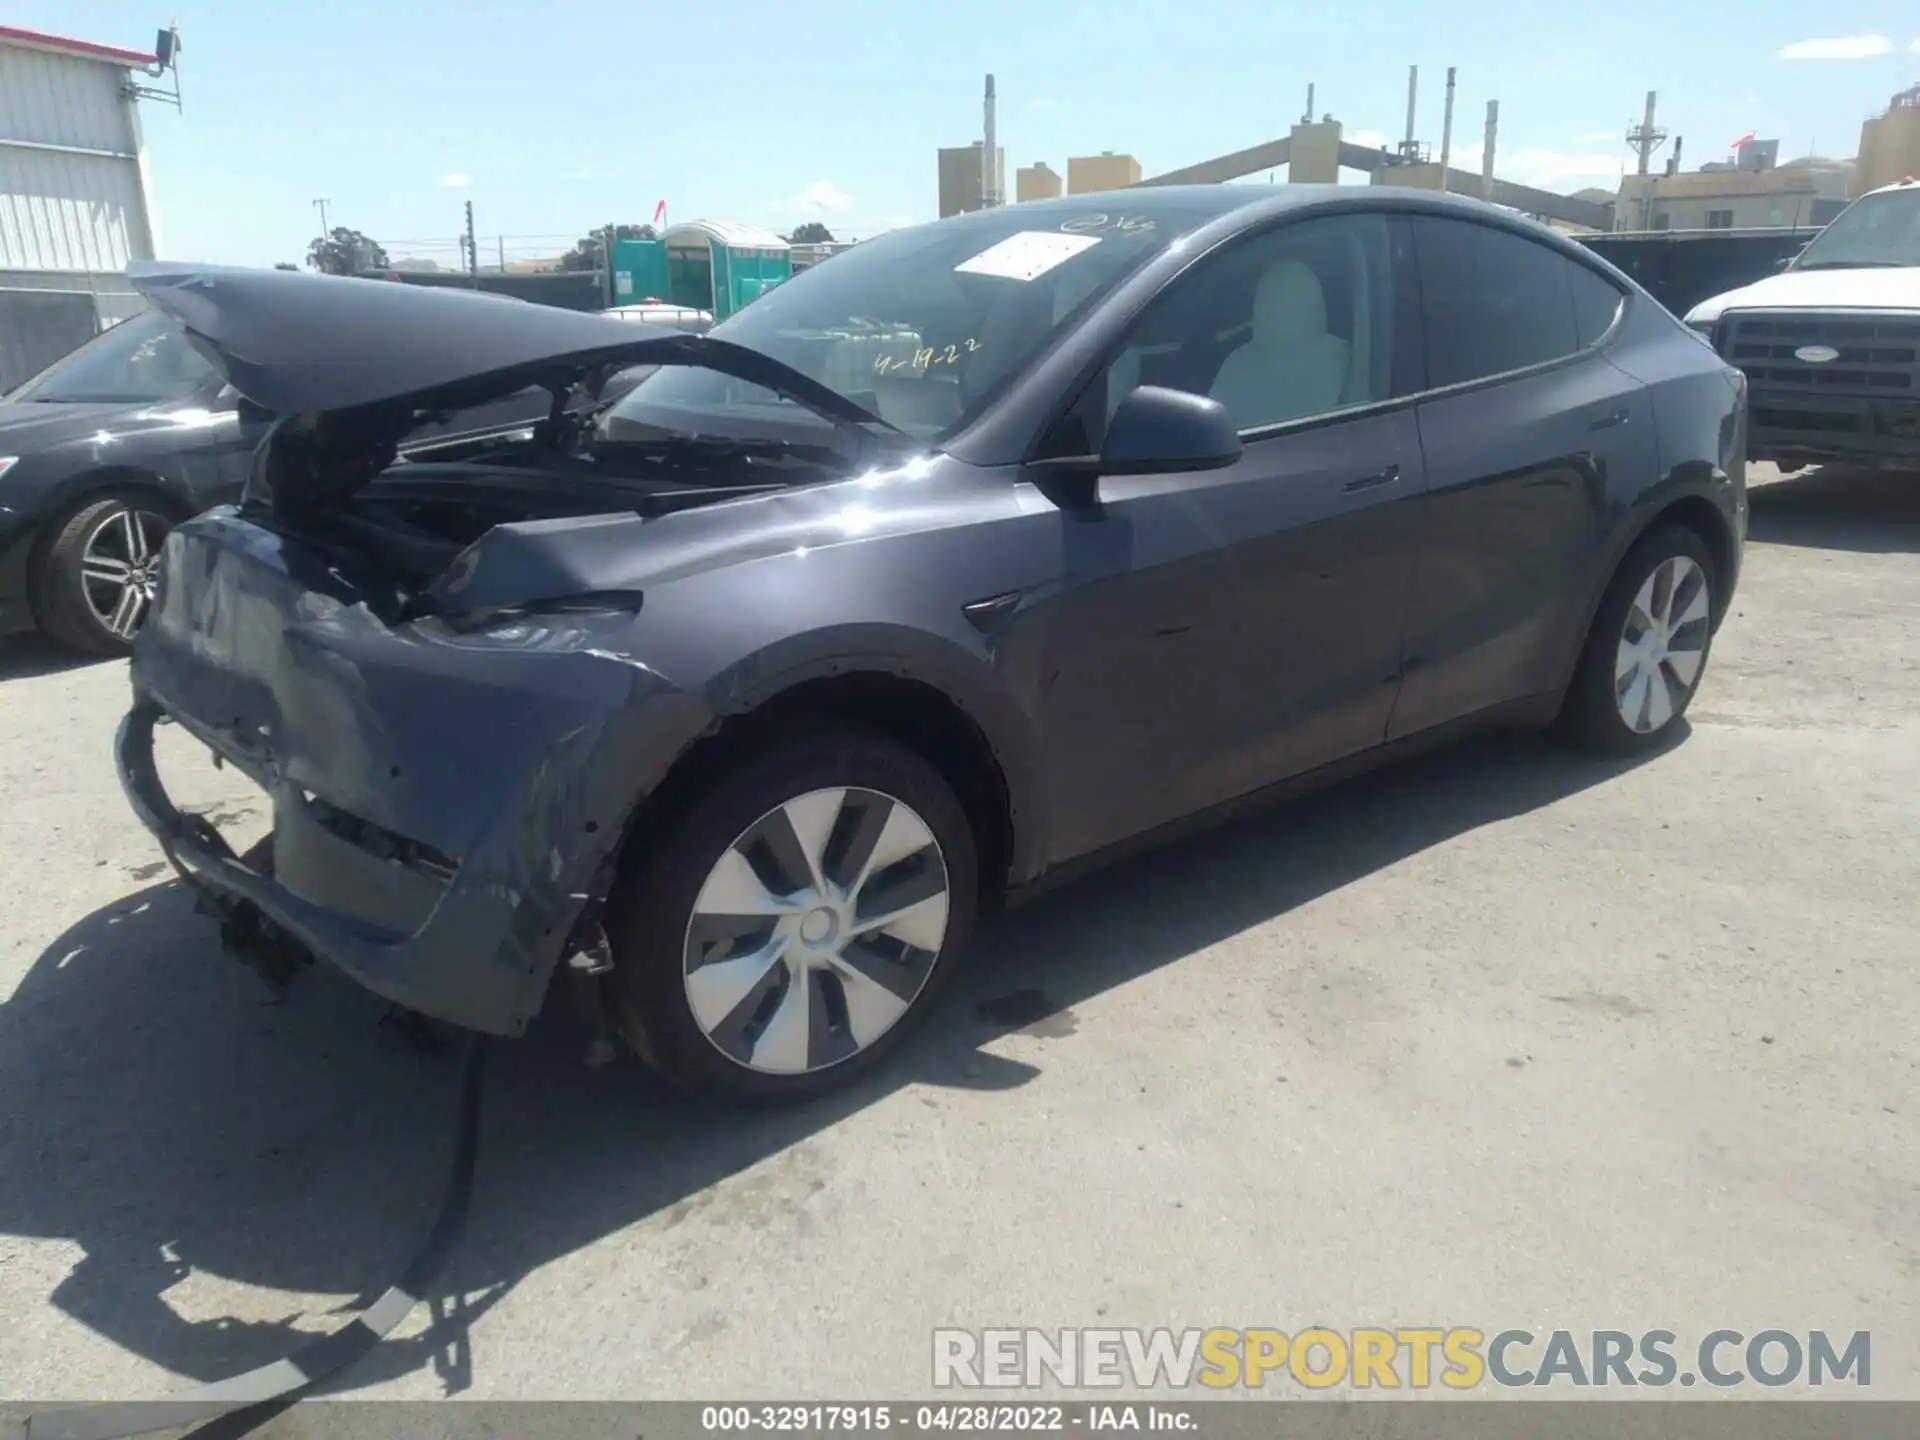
[{"xmin": 1684, "ymin": 179, "xmax": 1920, "ymax": 471}]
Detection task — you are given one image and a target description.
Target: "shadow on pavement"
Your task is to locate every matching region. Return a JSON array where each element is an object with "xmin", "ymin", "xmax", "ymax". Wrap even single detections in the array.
[
  {"xmin": 1747, "ymin": 465, "xmax": 1920, "ymax": 554},
  {"xmin": 0, "ymin": 633, "xmax": 110, "ymax": 682},
  {"xmin": 0, "ymin": 728, "xmax": 1671, "ymax": 1400}
]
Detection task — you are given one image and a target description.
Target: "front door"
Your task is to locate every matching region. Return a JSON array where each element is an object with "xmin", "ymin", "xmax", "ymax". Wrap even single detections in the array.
[{"xmin": 1031, "ymin": 211, "xmax": 1427, "ymax": 866}]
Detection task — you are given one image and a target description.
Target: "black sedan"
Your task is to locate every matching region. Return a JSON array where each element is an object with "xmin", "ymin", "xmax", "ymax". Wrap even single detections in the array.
[
  {"xmin": 115, "ymin": 185, "xmax": 1748, "ymax": 1104},
  {"xmin": 0, "ymin": 301, "xmax": 693, "ymax": 656}
]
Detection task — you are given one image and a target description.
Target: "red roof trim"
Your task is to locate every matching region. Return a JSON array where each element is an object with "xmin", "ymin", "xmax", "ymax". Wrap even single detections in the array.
[{"xmin": 0, "ymin": 25, "xmax": 157, "ymax": 67}]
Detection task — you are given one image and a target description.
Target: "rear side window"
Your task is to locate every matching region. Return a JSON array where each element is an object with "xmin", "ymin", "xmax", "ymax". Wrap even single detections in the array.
[
  {"xmin": 1570, "ymin": 264, "xmax": 1625, "ymax": 348},
  {"xmin": 1413, "ymin": 218, "xmax": 1585, "ymax": 387}
]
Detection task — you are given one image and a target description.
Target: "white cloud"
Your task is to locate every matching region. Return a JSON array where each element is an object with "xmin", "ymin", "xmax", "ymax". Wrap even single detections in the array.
[
  {"xmin": 793, "ymin": 180, "xmax": 853, "ymax": 213},
  {"xmin": 438, "ymin": 172, "xmax": 470, "ymax": 188},
  {"xmin": 1777, "ymin": 34, "xmax": 1893, "ymax": 60},
  {"xmin": 1347, "ymin": 128, "xmax": 1390, "ymax": 150},
  {"xmin": 1497, "ymin": 146, "xmax": 1624, "ymax": 189},
  {"xmin": 1911, "ymin": 36, "xmax": 1920, "ymax": 52}
]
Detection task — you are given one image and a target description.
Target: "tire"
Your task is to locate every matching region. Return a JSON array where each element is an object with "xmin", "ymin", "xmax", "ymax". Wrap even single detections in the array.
[
  {"xmin": 603, "ymin": 725, "xmax": 979, "ymax": 1105},
  {"xmin": 31, "ymin": 491, "xmax": 178, "ymax": 658},
  {"xmin": 1553, "ymin": 524, "xmax": 1719, "ymax": 754}
]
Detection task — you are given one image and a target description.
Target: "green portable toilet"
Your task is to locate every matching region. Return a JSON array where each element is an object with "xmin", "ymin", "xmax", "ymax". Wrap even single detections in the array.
[
  {"xmin": 609, "ymin": 236, "xmax": 670, "ymax": 305},
  {"xmin": 661, "ymin": 220, "xmax": 792, "ymax": 319}
]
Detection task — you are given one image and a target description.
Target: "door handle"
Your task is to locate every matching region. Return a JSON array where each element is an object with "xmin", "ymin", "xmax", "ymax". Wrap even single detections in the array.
[
  {"xmin": 1342, "ymin": 463, "xmax": 1400, "ymax": 494},
  {"xmin": 1587, "ymin": 406, "xmax": 1630, "ymax": 432}
]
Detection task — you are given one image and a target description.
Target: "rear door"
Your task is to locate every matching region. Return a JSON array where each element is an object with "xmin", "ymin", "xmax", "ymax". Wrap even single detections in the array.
[{"xmin": 1388, "ymin": 216, "xmax": 1656, "ymax": 739}]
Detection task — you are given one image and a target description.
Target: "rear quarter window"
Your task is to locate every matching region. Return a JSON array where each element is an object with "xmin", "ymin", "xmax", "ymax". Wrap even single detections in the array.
[
  {"xmin": 1570, "ymin": 264, "xmax": 1625, "ymax": 348},
  {"xmin": 1413, "ymin": 218, "xmax": 1592, "ymax": 387}
]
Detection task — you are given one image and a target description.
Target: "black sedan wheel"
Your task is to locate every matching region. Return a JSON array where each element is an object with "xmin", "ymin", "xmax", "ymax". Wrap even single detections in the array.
[
  {"xmin": 604, "ymin": 726, "xmax": 978, "ymax": 1104},
  {"xmin": 34, "ymin": 492, "xmax": 176, "ymax": 657}
]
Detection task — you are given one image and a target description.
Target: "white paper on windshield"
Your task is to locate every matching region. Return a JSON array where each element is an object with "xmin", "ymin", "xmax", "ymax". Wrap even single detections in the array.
[{"xmin": 955, "ymin": 231, "xmax": 1100, "ymax": 282}]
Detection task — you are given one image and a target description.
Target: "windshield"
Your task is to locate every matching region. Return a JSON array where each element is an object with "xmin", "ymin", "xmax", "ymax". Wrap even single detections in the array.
[
  {"xmin": 9, "ymin": 310, "xmax": 220, "ymax": 405},
  {"xmin": 1793, "ymin": 188, "xmax": 1920, "ymax": 270},
  {"xmin": 605, "ymin": 204, "xmax": 1203, "ymax": 440}
]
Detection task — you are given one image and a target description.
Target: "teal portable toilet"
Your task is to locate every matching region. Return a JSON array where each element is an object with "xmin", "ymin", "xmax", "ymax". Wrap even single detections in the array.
[
  {"xmin": 661, "ymin": 220, "xmax": 792, "ymax": 319},
  {"xmin": 609, "ymin": 236, "xmax": 670, "ymax": 305}
]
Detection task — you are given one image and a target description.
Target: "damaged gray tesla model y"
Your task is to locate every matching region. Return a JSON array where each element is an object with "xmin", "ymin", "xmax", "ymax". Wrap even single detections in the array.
[{"xmin": 116, "ymin": 186, "xmax": 1748, "ymax": 1103}]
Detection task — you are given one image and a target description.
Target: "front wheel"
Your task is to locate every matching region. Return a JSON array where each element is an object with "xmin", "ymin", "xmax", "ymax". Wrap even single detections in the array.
[
  {"xmin": 1554, "ymin": 525, "xmax": 1719, "ymax": 754},
  {"xmin": 603, "ymin": 726, "xmax": 979, "ymax": 1105}
]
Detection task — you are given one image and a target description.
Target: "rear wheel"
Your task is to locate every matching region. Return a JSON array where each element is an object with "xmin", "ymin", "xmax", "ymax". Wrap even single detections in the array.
[
  {"xmin": 32, "ymin": 491, "xmax": 177, "ymax": 657},
  {"xmin": 603, "ymin": 726, "xmax": 978, "ymax": 1105},
  {"xmin": 1554, "ymin": 525, "xmax": 1718, "ymax": 753}
]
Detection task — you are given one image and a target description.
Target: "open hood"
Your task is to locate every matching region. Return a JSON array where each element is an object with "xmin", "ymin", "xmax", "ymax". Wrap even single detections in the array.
[{"xmin": 125, "ymin": 262, "xmax": 880, "ymax": 427}]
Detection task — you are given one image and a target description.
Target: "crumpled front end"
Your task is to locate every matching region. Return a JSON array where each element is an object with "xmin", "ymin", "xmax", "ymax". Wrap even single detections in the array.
[{"xmin": 116, "ymin": 508, "xmax": 713, "ymax": 1035}]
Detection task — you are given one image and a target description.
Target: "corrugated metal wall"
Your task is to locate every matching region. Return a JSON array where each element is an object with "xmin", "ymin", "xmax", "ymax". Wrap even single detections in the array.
[
  {"xmin": 0, "ymin": 146, "xmax": 148, "ymax": 271},
  {"xmin": 0, "ymin": 42, "xmax": 152, "ymax": 272}
]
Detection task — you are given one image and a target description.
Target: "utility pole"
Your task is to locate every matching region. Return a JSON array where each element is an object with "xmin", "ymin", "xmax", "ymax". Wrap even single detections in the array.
[
  {"xmin": 1626, "ymin": 91, "xmax": 1668, "ymax": 232},
  {"xmin": 1400, "ymin": 65, "xmax": 1419, "ymax": 162},
  {"xmin": 1626, "ymin": 90, "xmax": 1666, "ymax": 176},
  {"xmin": 312, "ymin": 197, "xmax": 330, "ymax": 239},
  {"xmin": 464, "ymin": 199, "xmax": 478, "ymax": 281},
  {"xmin": 982, "ymin": 74, "xmax": 999, "ymax": 208},
  {"xmin": 1481, "ymin": 99, "xmax": 1499, "ymax": 202}
]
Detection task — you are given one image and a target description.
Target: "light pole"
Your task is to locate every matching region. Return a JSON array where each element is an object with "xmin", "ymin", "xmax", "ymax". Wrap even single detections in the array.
[{"xmin": 313, "ymin": 197, "xmax": 331, "ymax": 238}]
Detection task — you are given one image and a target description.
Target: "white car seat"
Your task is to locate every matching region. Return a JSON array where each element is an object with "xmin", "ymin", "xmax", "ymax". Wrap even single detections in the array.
[{"xmin": 1207, "ymin": 260, "xmax": 1351, "ymax": 427}]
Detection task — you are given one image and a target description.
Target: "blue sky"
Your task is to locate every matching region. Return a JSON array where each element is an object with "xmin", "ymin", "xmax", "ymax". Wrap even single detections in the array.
[{"xmin": 22, "ymin": 1, "xmax": 1920, "ymax": 268}]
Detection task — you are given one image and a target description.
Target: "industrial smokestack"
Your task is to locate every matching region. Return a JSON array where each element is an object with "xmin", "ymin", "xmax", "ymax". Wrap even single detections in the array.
[
  {"xmin": 1404, "ymin": 65, "xmax": 1419, "ymax": 151},
  {"xmin": 1636, "ymin": 90, "xmax": 1657, "ymax": 176},
  {"xmin": 982, "ymin": 74, "xmax": 998, "ymax": 208},
  {"xmin": 1481, "ymin": 98, "xmax": 1498, "ymax": 201},
  {"xmin": 1667, "ymin": 134, "xmax": 1683, "ymax": 177},
  {"xmin": 1438, "ymin": 66, "xmax": 1456, "ymax": 191},
  {"xmin": 1304, "ymin": 82, "xmax": 1314, "ymax": 124}
]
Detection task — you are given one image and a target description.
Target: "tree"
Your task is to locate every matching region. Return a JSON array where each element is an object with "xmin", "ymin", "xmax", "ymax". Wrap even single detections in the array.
[
  {"xmin": 786, "ymin": 221, "xmax": 835, "ymax": 245},
  {"xmin": 306, "ymin": 227, "xmax": 389, "ymax": 276},
  {"xmin": 273, "ymin": 262, "xmax": 298, "ymax": 271},
  {"xmin": 558, "ymin": 224, "xmax": 657, "ymax": 272}
]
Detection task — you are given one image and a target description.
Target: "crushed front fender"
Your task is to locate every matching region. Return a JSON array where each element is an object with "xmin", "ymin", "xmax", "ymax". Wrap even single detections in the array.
[{"xmin": 120, "ymin": 509, "xmax": 713, "ymax": 1035}]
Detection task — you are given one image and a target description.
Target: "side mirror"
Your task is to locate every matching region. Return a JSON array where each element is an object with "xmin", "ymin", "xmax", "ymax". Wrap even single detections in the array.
[
  {"xmin": 1028, "ymin": 386, "xmax": 1243, "ymax": 507},
  {"xmin": 1100, "ymin": 385, "xmax": 1243, "ymax": 476}
]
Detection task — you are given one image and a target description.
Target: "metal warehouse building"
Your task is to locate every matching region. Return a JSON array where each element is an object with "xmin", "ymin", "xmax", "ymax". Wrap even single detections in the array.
[{"xmin": 0, "ymin": 24, "xmax": 168, "ymax": 390}]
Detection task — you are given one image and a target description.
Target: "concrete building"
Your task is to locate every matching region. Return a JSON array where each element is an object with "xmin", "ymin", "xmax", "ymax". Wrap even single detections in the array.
[
  {"xmin": 1068, "ymin": 152, "xmax": 1143, "ymax": 194},
  {"xmin": 1285, "ymin": 122, "xmax": 1342, "ymax": 184},
  {"xmin": 1856, "ymin": 85, "xmax": 1920, "ymax": 197},
  {"xmin": 937, "ymin": 141, "xmax": 1005, "ymax": 218},
  {"xmin": 0, "ymin": 24, "xmax": 169, "ymax": 390},
  {"xmin": 1016, "ymin": 162, "xmax": 1063, "ymax": 202},
  {"xmin": 1613, "ymin": 143, "xmax": 1850, "ymax": 232}
]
